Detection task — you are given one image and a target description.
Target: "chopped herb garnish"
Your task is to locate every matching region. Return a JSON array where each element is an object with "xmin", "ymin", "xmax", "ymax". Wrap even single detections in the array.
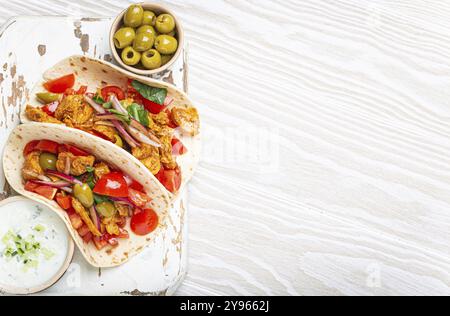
[
  {"xmin": 1, "ymin": 229, "xmax": 55, "ymax": 271},
  {"xmin": 34, "ymin": 224, "xmax": 45, "ymax": 232},
  {"xmin": 86, "ymin": 166, "xmax": 95, "ymax": 173},
  {"xmin": 131, "ymin": 80, "xmax": 167, "ymax": 105}
]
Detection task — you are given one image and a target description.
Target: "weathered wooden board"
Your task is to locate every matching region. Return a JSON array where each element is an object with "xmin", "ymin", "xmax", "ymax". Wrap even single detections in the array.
[
  {"xmin": 0, "ymin": 16, "xmax": 189, "ymax": 295},
  {"xmin": 1, "ymin": 0, "xmax": 450, "ymax": 296}
]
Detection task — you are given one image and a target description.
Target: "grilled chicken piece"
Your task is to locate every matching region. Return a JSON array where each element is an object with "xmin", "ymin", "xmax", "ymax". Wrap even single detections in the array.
[
  {"xmin": 25, "ymin": 105, "xmax": 62, "ymax": 124},
  {"xmin": 102, "ymin": 215, "xmax": 123, "ymax": 236},
  {"xmin": 92, "ymin": 125, "xmax": 118, "ymax": 142},
  {"xmin": 171, "ymin": 107, "xmax": 200, "ymax": 136},
  {"xmin": 55, "ymin": 95, "xmax": 94, "ymax": 129},
  {"xmin": 159, "ymin": 135, "xmax": 177, "ymax": 170},
  {"xmin": 71, "ymin": 197, "xmax": 101, "ymax": 236},
  {"xmin": 56, "ymin": 152, "xmax": 95, "ymax": 176},
  {"xmin": 22, "ymin": 151, "xmax": 44, "ymax": 180},
  {"xmin": 114, "ymin": 202, "xmax": 131, "ymax": 218},
  {"xmin": 131, "ymin": 143, "xmax": 161, "ymax": 175},
  {"xmin": 94, "ymin": 162, "xmax": 110, "ymax": 180}
]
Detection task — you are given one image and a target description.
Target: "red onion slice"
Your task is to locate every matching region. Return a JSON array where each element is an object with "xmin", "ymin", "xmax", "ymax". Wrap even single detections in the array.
[
  {"xmin": 89, "ymin": 206, "xmax": 101, "ymax": 231},
  {"xmin": 46, "ymin": 170, "xmax": 82, "ymax": 185},
  {"xmin": 30, "ymin": 180, "xmax": 72, "ymax": 188},
  {"xmin": 84, "ymin": 95, "xmax": 106, "ymax": 114},
  {"xmin": 111, "ymin": 120, "xmax": 139, "ymax": 148}
]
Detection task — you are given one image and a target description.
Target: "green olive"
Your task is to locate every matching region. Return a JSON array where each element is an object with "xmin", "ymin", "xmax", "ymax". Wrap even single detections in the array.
[
  {"xmin": 123, "ymin": 4, "xmax": 144, "ymax": 28},
  {"xmin": 96, "ymin": 201, "xmax": 117, "ymax": 218},
  {"xmin": 133, "ymin": 33, "xmax": 154, "ymax": 52},
  {"xmin": 155, "ymin": 14, "xmax": 175, "ymax": 34},
  {"xmin": 113, "ymin": 27, "xmax": 136, "ymax": 49},
  {"xmin": 166, "ymin": 30, "xmax": 176, "ymax": 37},
  {"xmin": 141, "ymin": 49, "xmax": 162, "ymax": 70},
  {"xmin": 121, "ymin": 46, "xmax": 141, "ymax": 66},
  {"xmin": 154, "ymin": 35, "xmax": 178, "ymax": 55},
  {"xmin": 36, "ymin": 92, "xmax": 61, "ymax": 104},
  {"xmin": 73, "ymin": 183, "xmax": 94, "ymax": 208},
  {"xmin": 39, "ymin": 153, "xmax": 57, "ymax": 171},
  {"xmin": 142, "ymin": 11, "xmax": 156, "ymax": 26},
  {"xmin": 161, "ymin": 54, "xmax": 173, "ymax": 66},
  {"xmin": 136, "ymin": 25, "xmax": 157, "ymax": 38}
]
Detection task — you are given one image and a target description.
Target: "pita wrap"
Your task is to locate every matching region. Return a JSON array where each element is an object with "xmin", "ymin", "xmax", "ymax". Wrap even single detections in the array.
[
  {"xmin": 21, "ymin": 55, "xmax": 201, "ymax": 197},
  {"xmin": 3, "ymin": 123, "xmax": 171, "ymax": 268}
]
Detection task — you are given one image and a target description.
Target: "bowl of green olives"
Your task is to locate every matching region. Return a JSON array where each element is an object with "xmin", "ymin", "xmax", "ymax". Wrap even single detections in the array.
[{"xmin": 110, "ymin": 2, "xmax": 184, "ymax": 75}]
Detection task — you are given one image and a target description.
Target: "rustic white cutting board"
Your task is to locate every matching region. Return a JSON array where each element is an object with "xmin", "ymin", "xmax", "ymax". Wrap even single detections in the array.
[{"xmin": 0, "ymin": 16, "xmax": 189, "ymax": 295}]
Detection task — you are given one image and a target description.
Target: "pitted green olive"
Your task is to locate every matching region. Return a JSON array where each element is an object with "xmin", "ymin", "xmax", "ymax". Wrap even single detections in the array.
[
  {"xmin": 121, "ymin": 46, "xmax": 141, "ymax": 66},
  {"xmin": 36, "ymin": 92, "xmax": 61, "ymax": 104},
  {"xmin": 142, "ymin": 11, "xmax": 156, "ymax": 26},
  {"xmin": 154, "ymin": 35, "xmax": 178, "ymax": 55},
  {"xmin": 113, "ymin": 27, "xmax": 136, "ymax": 49},
  {"xmin": 133, "ymin": 32, "xmax": 154, "ymax": 52},
  {"xmin": 124, "ymin": 4, "xmax": 144, "ymax": 28},
  {"xmin": 39, "ymin": 153, "xmax": 57, "ymax": 171},
  {"xmin": 155, "ymin": 14, "xmax": 175, "ymax": 34},
  {"xmin": 141, "ymin": 49, "xmax": 162, "ymax": 70},
  {"xmin": 161, "ymin": 54, "xmax": 173, "ymax": 66},
  {"xmin": 96, "ymin": 201, "xmax": 117, "ymax": 218},
  {"xmin": 73, "ymin": 183, "xmax": 94, "ymax": 208},
  {"xmin": 136, "ymin": 25, "xmax": 157, "ymax": 38}
]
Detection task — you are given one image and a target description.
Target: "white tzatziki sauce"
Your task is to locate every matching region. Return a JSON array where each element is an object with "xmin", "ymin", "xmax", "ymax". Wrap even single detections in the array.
[{"xmin": 0, "ymin": 199, "xmax": 70, "ymax": 289}]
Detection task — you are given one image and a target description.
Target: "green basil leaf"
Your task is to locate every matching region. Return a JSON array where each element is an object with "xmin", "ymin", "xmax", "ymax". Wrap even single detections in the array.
[
  {"xmin": 93, "ymin": 94, "xmax": 105, "ymax": 104},
  {"xmin": 127, "ymin": 103, "xmax": 149, "ymax": 127},
  {"xmin": 109, "ymin": 109, "xmax": 131, "ymax": 124},
  {"xmin": 131, "ymin": 80, "xmax": 167, "ymax": 105}
]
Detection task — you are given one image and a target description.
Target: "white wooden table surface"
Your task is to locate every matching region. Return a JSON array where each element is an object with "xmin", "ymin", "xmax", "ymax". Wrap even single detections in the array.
[{"xmin": 1, "ymin": 0, "xmax": 449, "ymax": 296}]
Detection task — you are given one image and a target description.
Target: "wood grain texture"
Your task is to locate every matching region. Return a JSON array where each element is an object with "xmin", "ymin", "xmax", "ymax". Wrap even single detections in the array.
[{"xmin": 1, "ymin": 0, "xmax": 450, "ymax": 296}]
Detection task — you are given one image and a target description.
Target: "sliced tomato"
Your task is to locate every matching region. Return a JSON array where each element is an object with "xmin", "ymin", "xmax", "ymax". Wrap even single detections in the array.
[
  {"xmin": 77, "ymin": 224, "xmax": 90, "ymax": 237},
  {"xmin": 82, "ymin": 232, "xmax": 93, "ymax": 244},
  {"xmin": 42, "ymin": 101, "xmax": 59, "ymax": 117},
  {"xmin": 171, "ymin": 137, "xmax": 188, "ymax": 155},
  {"xmin": 124, "ymin": 174, "xmax": 144, "ymax": 192},
  {"xmin": 58, "ymin": 144, "xmax": 90, "ymax": 156},
  {"xmin": 156, "ymin": 166, "xmax": 182, "ymax": 194},
  {"xmin": 24, "ymin": 180, "xmax": 39, "ymax": 192},
  {"xmin": 43, "ymin": 74, "xmax": 75, "ymax": 94},
  {"xmin": 128, "ymin": 188, "xmax": 152, "ymax": 208},
  {"xmin": 56, "ymin": 193, "xmax": 72, "ymax": 210},
  {"xmin": 23, "ymin": 140, "xmax": 40, "ymax": 156},
  {"xmin": 76, "ymin": 85, "xmax": 88, "ymax": 95},
  {"xmin": 101, "ymin": 86, "xmax": 125, "ymax": 101},
  {"xmin": 143, "ymin": 98, "xmax": 165, "ymax": 114},
  {"xmin": 68, "ymin": 212, "xmax": 83, "ymax": 230},
  {"xmin": 64, "ymin": 88, "xmax": 75, "ymax": 96},
  {"xmin": 93, "ymin": 171, "xmax": 129, "ymax": 198},
  {"xmin": 93, "ymin": 236, "xmax": 108, "ymax": 250},
  {"xmin": 130, "ymin": 208, "xmax": 159, "ymax": 236},
  {"xmin": 118, "ymin": 228, "xmax": 129, "ymax": 239},
  {"xmin": 33, "ymin": 186, "xmax": 58, "ymax": 200},
  {"xmin": 165, "ymin": 109, "xmax": 177, "ymax": 128},
  {"xmin": 35, "ymin": 140, "xmax": 59, "ymax": 154}
]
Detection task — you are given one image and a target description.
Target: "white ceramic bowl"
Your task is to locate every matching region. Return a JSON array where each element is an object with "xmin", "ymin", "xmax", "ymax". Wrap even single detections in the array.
[{"xmin": 110, "ymin": 2, "xmax": 184, "ymax": 76}]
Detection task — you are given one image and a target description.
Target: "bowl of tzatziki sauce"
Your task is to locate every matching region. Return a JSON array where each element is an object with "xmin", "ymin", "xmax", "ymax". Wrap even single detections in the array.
[{"xmin": 0, "ymin": 196, "xmax": 74, "ymax": 295}]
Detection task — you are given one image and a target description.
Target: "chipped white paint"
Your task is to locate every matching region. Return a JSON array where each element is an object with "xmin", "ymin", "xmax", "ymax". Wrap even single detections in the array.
[{"xmin": 1, "ymin": 0, "xmax": 450, "ymax": 296}]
